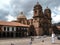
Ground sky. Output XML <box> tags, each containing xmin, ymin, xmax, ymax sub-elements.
<box><xmin>0</xmin><ymin>0</ymin><xmax>60</xmax><ymax>24</ymax></box>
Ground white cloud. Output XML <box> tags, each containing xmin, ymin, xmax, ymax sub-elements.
<box><xmin>52</xmin><ymin>6</ymin><xmax>60</xmax><ymax>24</ymax></box>
<box><xmin>52</xmin><ymin>15</ymin><xmax>60</xmax><ymax>23</ymax></box>
<box><xmin>27</xmin><ymin>10</ymin><xmax>33</xmax><ymax>19</ymax></box>
<box><xmin>0</xmin><ymin>0</ymin><xmax>60</xmax><ymax>23</ymax></box>
<box><xmin>0</xmin><ymin>0</ymin><xmax>10</xmax><ymax>9</ymax></box>
<box><xmin>5</xmin><ymin>14</ymin><xmax>16</xmax><ymax>21</ymax></box>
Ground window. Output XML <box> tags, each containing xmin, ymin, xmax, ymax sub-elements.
<box><xmin>7</xmin><ymin>27</ymin><xmax>9</xmax><ymax>31</ymax></box>
<box><xmin>35</xmin><ymin>11</ymin><xmax>37</xmax><ymax>14</ymax></box>
<box><xmin>12</xmin><ymin>27</ymin><xmax>14</xmax><ymax>31</ymax></box>
<box><xmin>16</xmin><ymin>27</ymin><xmax>18</xmax><ymax>31</ymax></box>
<box><xmin>14</xmin><ymin>27</ymin><xmax>16</xmax><ymax>31</ymax></box>
<box><xmin>35</xmin><ymin>18</ymin><xmax>37</xmax><ymax>20</ymax></box>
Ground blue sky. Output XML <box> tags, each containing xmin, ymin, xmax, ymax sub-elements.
<box><xmin>0</xmin><ymin>0</ymin><xmax>60</xmax><ymax>24</ymax></box>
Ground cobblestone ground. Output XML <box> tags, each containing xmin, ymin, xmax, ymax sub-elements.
<box><xmin>0</xmin><ymin>36</ymin><xmax>60</xmax><ymax>45</ymax></box>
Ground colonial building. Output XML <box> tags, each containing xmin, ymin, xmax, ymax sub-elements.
<box><xmin>0</xmin><ymin>21</ymin><xmax>29</xmax><ymax>38</ymax></box>
<box><xmin>0</xmin><ymin>2</ymin><xmax>60</xmax><ymax>38</ymax></box>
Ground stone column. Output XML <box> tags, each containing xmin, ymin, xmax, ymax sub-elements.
<box><xmin>27</xmin><ymin>28</ymin><xmax>28</xmax><ymax>36</ymax></box>
<box><xmin>37</xmin><ymin>10</ymin><xmax>39</xmax><ymax>15</ymax></box>
<box><xmin>39</xmin><ymin>27</ymin><xmax>43</xmax><ymax>35</ymax></box>
<box><xmin>9</xmin><ymin>27</ymin><xmax>12</xmax><ymax>37</ymax></box>
<box><xmin>9</xmin><ymin>27</ymin><xmax>12</xmax><ymax>31</ymax></box>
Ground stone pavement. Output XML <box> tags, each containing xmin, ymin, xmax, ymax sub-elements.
<box><xmin>32</xmin><ymin>37</ymin><xmax>60</xmax><ymax>45</ymax></box>
<box><xmin>0</xmin><ymin>36</ymin><xmax>60</xmax><ymax>45</ymax></box>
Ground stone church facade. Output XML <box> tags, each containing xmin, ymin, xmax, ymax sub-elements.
<box><xmin>17</xmin><ymin>2</ymin><xmax>52</xmax><ymax>36</ymax></box>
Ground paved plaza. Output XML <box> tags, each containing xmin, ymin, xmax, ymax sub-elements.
<box><xmin>0</xmin><ymin>36</ymin><xmax>60</xmax><ymax>45</ymax></box>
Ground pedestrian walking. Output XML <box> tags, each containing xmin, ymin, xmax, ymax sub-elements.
<box><xmin>29</xmin><ymin>41</ymin><xmax>32</xmax><ymax>45</ymax></box>
<box><xmin>29</xmin><ymin>36</ymin><xmax>34</xmax><ymax>45</ymax></box>
<box><xmin>31</xmin><ymin>36</ymin><xmax>34</xmax><ymax>41</ymax></box>
<box><xmin>51</xmin><ymin>31</ymin><xmax>55</xmax><ymax>44</ymax></box>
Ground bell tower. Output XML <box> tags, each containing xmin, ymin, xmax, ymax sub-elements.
<box><xmin>43</xmin><ymin>7</ymin><xmax>52</xmax><ymax>35</ymax></box>
<box><xmin>33</xmin><ymin>2</ymin><xmax>43</xmax><ymax>36</ymax></box>
<box><xmin>44</xmin><ymin>7</ymin><xmax>51</xmax><ymax>27</ymax></box>
<box><xmin>44</xmin><ymin>7</ymin><xmax>51</xmax><ymax>19</ymax></box>
<box><xmin>33</xmin><ymin>2</ymin><xmax>43</xmax><ymax>17</ymax></box>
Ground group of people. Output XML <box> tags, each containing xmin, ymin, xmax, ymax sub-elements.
<box><xmin>29</xmin><ymin>31</ymin><xmax>56</xmax><ymax>45</ymax></box>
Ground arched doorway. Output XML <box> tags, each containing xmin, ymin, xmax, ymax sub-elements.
<box><xmin>29</xmin><ymin>25</ymin><xmax>36</xmax><ymax>36</ymax></box>
<box><xmin>43</xmin><ymin>23</ymin><xmax>49</xmax><ymax>35</ymax></box>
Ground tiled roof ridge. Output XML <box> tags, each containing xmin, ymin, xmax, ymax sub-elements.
<box><xmin>0</xmin><ymin>20</ymin><xmax>29</xmax><ymax>27</ymax></box>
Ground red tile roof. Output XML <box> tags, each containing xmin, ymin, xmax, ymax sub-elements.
<box><xmin>0</xmin><ymin>21</ymin><xmax>29</xmax><ymax>27</ymax></box>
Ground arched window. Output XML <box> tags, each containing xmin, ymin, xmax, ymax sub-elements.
<box><xmin>12</xmin><ymin>27</ymin><xmax>14</xmax><ymax>31</ymax></box>
<box><xmin>35</xmin><ymin>11</ymin><xmax>37</xmax><ymax>14</ymax></box>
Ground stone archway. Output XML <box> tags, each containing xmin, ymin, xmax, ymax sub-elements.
<box><xmin>29</xmin><ymin>25</ymin><xmax>36</xmax><ymax>36</ymax></box>
<box><xmin>43</xmin><ymin>23</ymin><xmax>49</xmax><ymax>35</ymax></box>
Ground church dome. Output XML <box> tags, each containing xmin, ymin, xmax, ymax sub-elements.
<box><xmin>17</xmin><ymin>12</ymin><xmax>26</xmax><ymax>19</ymax></box>
<box><xmin>34</xmin><ymin>2</ymin><xmax>42</xmax><ymax>9</ymax></box>
<box><xmin>44</xmin><ymin>7</ymin><xmax>51</xmax><ymax>13</ymax></box>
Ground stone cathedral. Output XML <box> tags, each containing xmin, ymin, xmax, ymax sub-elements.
<box><xmin>33</xmin><ymin>2</ymin><xmax>52</xmax><ymax>36</ymax></box>
<box><xmin>17</xmin><ymin>2</ymin><xmax>52</xmax><ymax>36</ymax></box>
